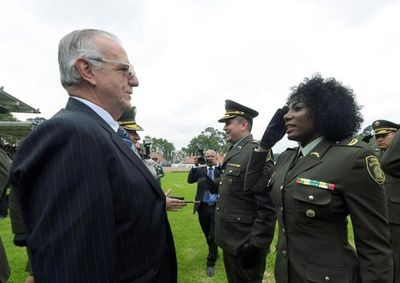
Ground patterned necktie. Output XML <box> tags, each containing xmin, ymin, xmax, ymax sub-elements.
<box><xmin>117</xmin><ymin>127</ymin><xmax>133</xmax><ymax>149</ymax></box>
<box><xmin>207</xmin><ymin>167</ymin><xmax>214</xmax><ymax>180</ymax></box>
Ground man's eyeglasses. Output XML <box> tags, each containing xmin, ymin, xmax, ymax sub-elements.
<box><xmin>88</xmin><ymin>57</ymin><xmax>135</xmax><ymax>78</ymax></box>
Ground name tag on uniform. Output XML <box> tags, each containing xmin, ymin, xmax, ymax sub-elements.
<box><xmin>227</xmin><ymin>163</ymin><xmax>241</xmax><ymax>168</ymax></box>
<box><xmin>296</xmin><ymin>177</ymin><xmax>335</xmax><ymax>191</ymax></box>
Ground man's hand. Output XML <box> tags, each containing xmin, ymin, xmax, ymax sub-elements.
<box><xmin>260</xmin><ymin>106</ymin><xmax>288</xmax><ymax>149</ymax></box>
<box><xmin>165</xmin><ymin>189</ymin><xmax>186</xmax><ymax>211</ymax></box>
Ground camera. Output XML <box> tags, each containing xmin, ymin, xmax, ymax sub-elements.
<box><xmin>143</xmin><ymin>138</ymin><xmax>152</xmax><ymax>159</ymax></box>
<box><xmin>196</xmin><ymin>148</ymin><xmax>206</xmax><ymax>165</ymax></box>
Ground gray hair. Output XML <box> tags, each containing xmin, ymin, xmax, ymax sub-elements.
<box><xmin>58</xmin><ymin>29</ymin><xmax>120</xmax><ymax>89</ymax></box>
<box><xmin>234</xmin><ymin>116</ymin><xmax>253</xmax><ymax>131</ymax></box>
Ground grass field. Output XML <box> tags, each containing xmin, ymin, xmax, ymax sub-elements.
<box><xmin>0</xmin><ymin>172</ymin><xmax>354</xmax><ymax>282</ymax></box>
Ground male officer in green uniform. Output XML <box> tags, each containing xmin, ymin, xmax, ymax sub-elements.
<box><xmin>215</xmin><ymin>99</ymin><xmax>275</xmax><ymax>283</ymax></box>
<box><xmin>373</xmin><ymin>119</ymin><xmax>400</xmax><ymax>283</ymax></box>
<box><xmin>379</xmin><ymin>121</ymin><xmax>400</xmax><ymax>178</ymax></box>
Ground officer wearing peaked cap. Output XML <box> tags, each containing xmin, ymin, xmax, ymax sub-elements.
<box><xmin>118</xmin><ymin>106</ymin><xmax>144</xmax><ymax>132</ymax></box>
<box><xmin>215</xmin><ymin>99</ymin><xmax>275</xmax><ymax>283</ymax></box>
<box><xmin>373</xmin><ymin>119</ymin><xmax>400</xmax><ymax>283</ymax></box>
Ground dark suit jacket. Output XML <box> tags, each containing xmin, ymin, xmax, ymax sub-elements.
<box><xmin>10</xmin><ymin>98</ymin><xmax>177</xmax><ymax>283</ymax></box>
<box><xmin>381</xmin><ymin>131</ymin><xmax>400</xmax><ymax>178</ymax></box>
<box><xmin>187</xmin><ymin>165</ymin><xmax>221</xmax><ymax>213</ymax></box>
<box><xmin>247</xmin><ymin>138</ymin><xmax>393</xmax><ymax>283</ymax></box>
<box><xmin>215</xmin><ymin>135</ymin><xmax>276</xmax><ymax>256</ymax></box>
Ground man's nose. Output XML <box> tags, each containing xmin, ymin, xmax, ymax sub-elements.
<box><xmin>128</xmin><ymin>75</ymin><xmax>139</xmax><ymax>87</ymax></box>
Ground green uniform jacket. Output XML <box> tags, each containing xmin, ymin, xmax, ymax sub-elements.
<box><xmin>384</xmin><ymin>173</ymin><xmax>400</xmax><ymax>225</ymax></box>
<box><xmin>247</xmin><ymin>139</ymin><xmax>393</xmax><ymax>283</ymax></box>
<box><xmin>381</xmin><ymin>131</ymin><xmax>400</xmax><ymax>178</ymax></box>
<box><xmin>215</xmin><ymin>135</ymin><xmax>276</xmax><ymax>256</ymax></box>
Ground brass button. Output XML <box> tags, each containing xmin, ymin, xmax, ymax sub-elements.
<box><xmin>219</xmin><ymin>181</ymin><xmax>223</xmax><ymax>185</ymax></box>
<box><xmin>308</xmin><ymin>195</ymin><xmax>314</xmax><ymax>201</ymax></box>
<box><xmin>282</xmin><ymin>250</ymin><xmax>287</xmax><ymax>256</ymax></box>
<box><xmin>237</xmin><ymin>217</ymin><xmax>241</xmax><ymax>221</ymax></box>
<box><xmin>229</xmin><ymin>170</ymin><xmax>232</xmax><ymax>173</ymax></box>
<box><xmin>324</xmin><ymin>276</ymin><xmax>330</xmax><ymax>281</ymax></box>
<box><xmin>282</xmin><ymin>228</ymin><xmax>285</xmax><ymax>233</ymax></box>
<box><xmin>306</xmin><ymin>209</ymin><xmax>316</xmax><ymax>218</ymax></box>
<box><xmin>280</xmin><ymin>186</ymin><xmax>283</xmax><ymax>191</ymax></box>
<box><xmin>222</xmin><ymin>170</ymin><xmax>225</xmax><ymax>173</ymax></box>
<box><xmin>280</xmin><ymin>206</ymin><xmax>283</xmax><ymax>211</ymax></box>
<box><xmin>216</xmin><ymin>207</ymin><xmax>219</xmax><ymax>211</ymax></box>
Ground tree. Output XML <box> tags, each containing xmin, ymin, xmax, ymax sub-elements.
<box><xmin>186</xmin><ymin>127</ymin><xmax>227</xmax><ymax>155</ymax></box>
<box><xmin>144</xmin><ymin>135</ymin><xmax>175</xmax><ymax>161</ymax></box>
<box><xmin>0</xmin><ymin>112</ymin><xmax>19</xmax><ymax>121</ymax></box>
<box><xmin>26</xmin><ymin>117</ymin><xmax>47</xmax><ymax>124</ymax></box>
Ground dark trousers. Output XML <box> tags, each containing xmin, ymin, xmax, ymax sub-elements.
<box><xmin>223</xmin><ymin>251</ymin><xmax>266</xmax><ymax>283</ymax></box>
<box><xmin>198</xmin><ymin>203</ymin><xmax>218</xmax><ymax>267</ymax></box>
<box><xmin>391</xmin><ymin>223</ymin><xmax>400</xmax><ymax>283</ymax></box>
<box><xmin>0</xmin><ymin>237</ymin><xmax>10</xmax><ymax>283</ymax></box>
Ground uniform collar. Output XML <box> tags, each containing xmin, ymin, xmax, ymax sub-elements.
<box><xmin>299</xmin><ymin>136</ymin><xmax>324</xmax><ymax>157</ymax></box>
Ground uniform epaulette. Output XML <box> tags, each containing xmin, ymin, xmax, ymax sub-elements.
<box><xmin>334</xmin><ymin>137</ymin><xmax>364</xmax><ymax>148</ymax></box>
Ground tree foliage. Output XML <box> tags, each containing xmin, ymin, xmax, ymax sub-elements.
<box><xmin>144</xmin><ymin>135</ymin><xmax>175</xmax><ymax>161</ymax></box>
<box><xmin>0</xmin><ymin>112</ymin><xmax>18</xmax><ymax>122</ymax></box>
<box><xmin>26</xmin><ymin>117</ymin><xmax>47</xmax><ymax>124</ymax></box>
<box><xmin>186</xmin><ymin>127</ymin><xmax>227</xmax><ymax>155</ymax></box>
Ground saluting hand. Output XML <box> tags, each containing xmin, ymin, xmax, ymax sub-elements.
<box><xmin>260</xmin><ymin>106</ymin><xmax>288</xmax><ymax>149</ymax></box>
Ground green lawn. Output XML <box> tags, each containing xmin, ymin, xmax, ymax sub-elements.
<box><xmin>0</xmin><ymin>172</ymin><xmax>354</xmax><ymax>282</ymax></box>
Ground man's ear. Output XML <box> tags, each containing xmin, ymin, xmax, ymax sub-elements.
<box><xmin>75</xmin><ymin>58</ymin><xmax>97</xmax><ymax>86</ymax></box>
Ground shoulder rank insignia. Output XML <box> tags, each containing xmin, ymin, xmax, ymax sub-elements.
<box><xmin>296</xmin><ymin>177</ymin><xmax>335</xmax><ymax>191</ymax></box>
<box><xmin>348</xmin><ymin>138</ymin><xmax>358</xmax><ymax>146</ymax></box>
<box><xmin>365</xmin><ymin>155</ymin><xmax>385</xmax><ymax>185</ymax></box>
<box><xmin>227</xmin><ymin>163</ymin><xmax>241</xmax><ymax>168</ymax></box>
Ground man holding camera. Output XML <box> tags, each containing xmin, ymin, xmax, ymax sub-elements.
<box><xmin>187</xmin><ymin>149</ymin><xmax>221</xmax><ymax>277</ymax></box>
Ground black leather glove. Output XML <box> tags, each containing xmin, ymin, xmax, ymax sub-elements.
<box><xmin>362</xmin><ymin>134</ymin><xmax>373</xmax><ymax>143</ymax></box>
<box><xmin>239</xmin><ymin>242</ymin><xmax>263</xmax><ymax>257</ymax></box>
<box><xmin>260</xmin><ymin>106</ymin><xmax>288</xmax><ymax>149</ymax></box>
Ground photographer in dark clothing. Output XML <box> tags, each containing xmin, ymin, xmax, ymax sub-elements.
<box><xmin>187</xmin><ymin>149</ymin><xmax>221</xmax><ymax>277</ymax></box>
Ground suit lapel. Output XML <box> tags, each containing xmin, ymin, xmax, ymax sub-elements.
<box><xmin>223</xmin><ymin>135</ymin><xmax>253</xmax><ymax>167</ymax></box>
<box><xmin>284</xmin><ymin>140</ymin><xmax>332</xmax><ymax>184</ymax></box>
<box><xmin>65</xmin><ymin>98</ymin><xmax>165</xmax><ymax>199</ymax></box>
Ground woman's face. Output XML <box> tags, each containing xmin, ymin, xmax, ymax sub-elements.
<box><xmin>284</xmin><ymin>100</ymin><xmax>321</xmax><ymax>146</ymax></box>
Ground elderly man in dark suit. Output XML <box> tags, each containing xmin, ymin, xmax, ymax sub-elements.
<box><xmin>187</xmin><ymin>149</ymin><xmax>221</xmax><ymax>277</ymax></box>
<box><xmin>10</xmin><ymin>29</ymin><xmax>177</xmax><ymax>283</ymax></box>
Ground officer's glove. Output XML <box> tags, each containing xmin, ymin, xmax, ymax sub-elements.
<box><xmin>362</xmin><ymin>134</ymin><xmax>373</xmax><ymax>143</ymax></box>
<box><xmin>260</xmin><ymin>106</ymin><xmax>288</xmax><ymax>149</ymax></box>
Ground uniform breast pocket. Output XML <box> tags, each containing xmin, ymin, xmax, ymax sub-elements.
<box><xmin>225</xmin><ymin>166</ymin><xmax>241</xmax><ymax>185</ymax></box>
<box><xmin>292</xmin><ymin>185</ymin><xmax>332</xmax><ymax>222</ymax></box>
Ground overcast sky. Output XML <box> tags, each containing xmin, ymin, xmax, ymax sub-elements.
<box><xmin>1</xmin><ymin>0</ymin><xmax>399</xmax><ymax>153</ymax></box>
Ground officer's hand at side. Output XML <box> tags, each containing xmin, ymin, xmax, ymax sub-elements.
<box><xmin>239</xmin><ymin>242</ymin><xmax>263</xmax><ymax>257</ymax></box>
<box><xmin>260</xmin><ymin>106</ymin><xmax>288</xmax><ymax>149</ymax></box>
